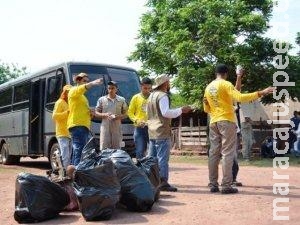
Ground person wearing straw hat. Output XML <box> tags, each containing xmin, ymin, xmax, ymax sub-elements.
<box><xmin>67</xmin><ymin>72</ymin><xmax>103</xmax><ymax>166</ymax></box>
<box><xmin>147</xmin><ymin>74</ymin><xmax>192</xmax><ymax>192</ymax></box>
<box><xmin>52</xmin><ymin>84</ymin><xmax>72</xmax><ymax>169</ymax></box>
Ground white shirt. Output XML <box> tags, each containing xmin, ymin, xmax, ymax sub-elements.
<box><xmin>296</xmin><ymin>125</ymin><xmax>300</xmax><ymax>138</ymax></box>
<box><xmin>159</xmin><ymin>95</ymin><xmax>182</xmax><ymax>118</ymax></box>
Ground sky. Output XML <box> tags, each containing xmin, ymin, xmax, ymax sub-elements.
<box><xmin>0</xmin><ymin>0</ymin><xmax>299</xmax><ymax>74</ymax></box>
<box><xmin>266</xmin><ymin>0</ymin><xmax>300</xmax><ymax>54</ymax></box>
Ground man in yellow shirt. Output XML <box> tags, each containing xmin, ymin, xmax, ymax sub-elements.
<box><xmin>52</xmin><ymin>84</ymin><xmax>72</xmax><ymax>169</ymax></box>
<box><xmin>203</xmin><ymin>64</ymin><xmax>275</xmax><ymax>194</ymax></box>
<box><xmin>128</xmin><ymin>77</ymin><xmax>153</xmax><ymax>159</ymax></box>
<box><xmin>67</xmin><ymin>73</ymin><xmax>103</xmax><ymax>166</ymax></box>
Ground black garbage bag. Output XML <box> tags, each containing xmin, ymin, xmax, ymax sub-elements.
<box><xmin>78</xmin><ymin>137</ymin><xmax>103</xmax><ymax>169</ymax></box>
<box><xmin>74</xmin><ymin>159</ymin><xmax>120</xmax><ymax>221</ymax></box>
<box><xmin>136</xmin><ymin>156</ymin><xmax>160</xmax><ymax>201</ymax></box>
<box><xmin>101</xmin><ymin>149</ymin><xmax>155</xmax><ymax>212</ymax></box>
<box><xmin>14</xmin><ymin>173</ymin><xmax>69</xmax><ymax>223</ymax></box>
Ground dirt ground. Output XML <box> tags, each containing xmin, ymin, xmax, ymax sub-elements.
<box><xmin>0</xmin><ymin>157</ymin><xmax>299</xmax><ymax>225</ymax></box>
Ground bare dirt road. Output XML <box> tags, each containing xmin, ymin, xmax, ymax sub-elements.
<box><xmin>0</xmin><ymin>157</ymin><xmax>299</xmax><ymax>225</ymax></box>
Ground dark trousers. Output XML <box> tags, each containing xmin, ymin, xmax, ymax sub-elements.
<box><xmin>232</xmin><ymin>158</ymin><xmax>239</xmax><ymax>182</ymax></box>
<box><xmin>232</xmin><ymin>133</ymin><xmax>241</xmax><ymax>182</ymax></box>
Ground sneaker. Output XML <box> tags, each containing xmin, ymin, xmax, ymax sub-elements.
<box><xmin>232</xmin><ymin>181</ymin><xmax>243</xmax><ymax>187</ymax></box>
<box><xmin>210</xmin><ymin>186</ymin><xmax>220</xmax><ymax>193</ymax></box>
<box><xmin>159</xmin><ymin>182</ymin><xmax>178</xmax><ymax>192</ymax></box>
<box><xmin>221</xmin><ymin>187</ymin><xmax>238</xmax><ymax>194</ymax></box>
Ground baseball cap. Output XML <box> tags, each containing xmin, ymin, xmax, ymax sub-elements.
<box><xmin>107</xmin><ymin>81</ymin><xmax>117</xmax><ymax>87</ymax></box>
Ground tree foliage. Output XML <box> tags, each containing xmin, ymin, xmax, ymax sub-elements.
<box><xmin>0</xmin><ymin>61</ymin><xmax>27</xmax><ymax>85</ymax></box>
<box><xmin>129</xmin><ymin>0</ymin><xmax>300</xmax><ymax>107</ymax></box>
<box><xmin>296</xmin><ymin>32</ymin><xmax>300</xmax><ymax>55</ymax></box>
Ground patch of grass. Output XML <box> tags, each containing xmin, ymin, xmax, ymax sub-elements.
<box><xmin>239</xmin><ymin>154</ymin><xmax>300</xmax><ymax>167</ymax></box>
<box><xmin>0</xmin><ymin>165</ymin><xmax>26</xmax><ymax>174</ymax></box>
<box><xmin>170</xmin><ymin>154</ymin><xmax>300</xmax><ymax>167</ymax></box>
<box><xmin>170</xmin><ymin>155</ymin><xmax>208</xmax><ymax>165</ymax></box>
<box><xmin>0</xmin><ymin>164</ymin><xmax>28</xmax><ymax>174</ymax></box>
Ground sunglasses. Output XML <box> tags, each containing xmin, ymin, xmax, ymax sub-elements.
<box><xmin>76</xmin><ymin>76</ymin><xmax>89</xmax><ymax>82</ymax></box>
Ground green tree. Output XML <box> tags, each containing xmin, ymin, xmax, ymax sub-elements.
<box><xmin>0</xmin><ymin>61</ymin><xmax>27</xmax><ymax>84</ymax></box>
<box><xmin>295</xmin><ymin>31</ymin><xmax>300</xmax><ymax>65</ymax></box>
<box><xmin>296</xmin><ymin>32</ymin><xmax>300</xmax><ymax>53</ymax></box>
<box><xmin>129</xmin><ymin>0</ymin><xmax>299</xmax><ymax>107</ymax></box>
<box><xmin>170</xmin><ymin>92</ymin><xmax>186</xmax><ymax>108</ymax></box>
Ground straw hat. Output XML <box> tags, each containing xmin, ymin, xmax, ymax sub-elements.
<box><xmin>152</xmin><ymin>74</ymin><xmax>170</xmax><ymax>89</ymax></box>
<box><xmin>74</xmin><ymin>72</ymin><xmax>88</xmax><ymax>82</ymax></box>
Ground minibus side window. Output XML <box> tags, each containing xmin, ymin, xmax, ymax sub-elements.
<box><xmin>45</xmin><ymin>75</ymin><xmax>63</xmax><ymax>111</ymax></box>
<box><xmin>0</xmin><ymin>88</ymin><xmax>12</xmax><ymax>113</ymax></box>
<box><xmin>13</xmin><ymin>82</ymin><xmax>30</xmax><ymax>110</ymax></box>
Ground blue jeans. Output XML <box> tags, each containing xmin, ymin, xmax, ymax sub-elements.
<box><xmin>69</xmin><ymin>126</ymin><xmax>89</xmax><ymax>166</ymax></box>
<box><xmin>148</xmin><ymin>138</ymin><xmax>171</xmax><ymax>181</ymax></box>
<box><xmin>292</xmin><ymin>138</ymin><xmax>300</xmax><ymax>157</ymax></box>
<box><xmin>134</xmin><ymin>126</ymin><xmax>149</xmax><ymax>159</ymax></box>
<box><xmin>57</xmin><ymin>137</ymin><xmax>72</xmax><ymax>169</ymax></box>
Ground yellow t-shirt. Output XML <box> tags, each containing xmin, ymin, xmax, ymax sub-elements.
<box><xmin>204</xmin><ymin>79</ymin><xmax>259</xmax><ymax>124</ymax></box>
<box><xmin>127</xmin><ymin>93</ymin><xmax>148</xmax><ymax>126</ymax></box>
<box><xmin>67</xmin><ymin>84</ymin><xmax>91</xmax><ymax>129</ymax></box>
<box><xmin>52</xmin><ymin>99</ymin><xmax>70</xmax><ymax>137</ymax></box>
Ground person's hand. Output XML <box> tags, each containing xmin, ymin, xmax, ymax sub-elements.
<box><xmin>90</xmin><ymin>108</ymin><xmax>95</xmax><ymax>118</ymax></box>
<box><xmin>137</xmin><ymin>120</ymin><xmax>147</xmax><ymax>127</ymax></box>
<box><xmin>103</xmin><ymin>112</ymin><xmax>112</xmax><ymax>119</ymax></box>
<box><xmin>181</xmin><ymin>106</ymin><xmax>192</xmax><ymax>113</ymax></box>
<box><xmin>107</xmin><ymin>113</ymin><xmax>117</xmax><ymax>120</ymax></box>
<box><xmin>236</xmin><ymin>70</ymin><xmax>245</xmax><ymax>77</ymax></box>
<box><xmin>112</xmin><ymin>114</ymin><xmax>121</xmax><ymax>120</ymax></box>
<box><xmin>66</xmin><ymin>165</ymin><xmax>76</xmax><ymax>180</ymax></box>
<box><xmin>236</xmin><ymin>65</ymin><xmax>245</xmax><ymax>77</ymax></box>
<box><xmin>236</xmin><ymin>72</ymin><xmax>244</xmax><ymax>79</ymax></box>
<box><xmin>92</xmin><ymin>78</ymin><xmax>103</xmax><ymax>86</ymax></box>
<box><xmin>259</xmin><ymin>86</ymin><xmax>276</xmax><ymax>97</ymax></box>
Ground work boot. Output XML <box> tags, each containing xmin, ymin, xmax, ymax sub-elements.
<box><xmin>221</xmin><ymin>186</ymin><xmax>238</xmax><ymax>194</ymax></box>
<box><xmin>232</xmin><ymin>180</ymin><xmax>243</xmax><ymax>187</ymax></box>
<box><xmin>159</xmin><ymin>179</ymin><xmax>178</xmax><ymax>192</ymax></box>
<box><xmin>208</xmin><ymin>182</ymin><xmax>220</xmax><ymax>193</ymax></box>
<box><xmin>210</xmin><ymin>186</ymin><xmax>220</xmax><ymax>193</ymax></box>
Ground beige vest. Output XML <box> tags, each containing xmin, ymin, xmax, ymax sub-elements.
<box><xmin>147</xmin><ymin>90</ymin><xmax>171</xmax><ymax>139</ymax></box>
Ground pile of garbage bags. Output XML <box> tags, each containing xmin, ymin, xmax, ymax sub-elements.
<box><xmin>14</xmin><ymin>173</ymin><xmax>70</xmax><ymax>223</ymax></box>
<box><xmin>14</xmin><ymin>139</ymin><xmax>160</xmax><ymax>223</ymax></box>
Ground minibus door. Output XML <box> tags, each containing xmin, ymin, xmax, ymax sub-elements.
<box><xmin>28</xmin><ymin>79</ymin><xmax>45</xmax><ymax>155</ymax></box>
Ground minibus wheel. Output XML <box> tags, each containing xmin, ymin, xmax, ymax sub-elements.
<box><xmin>1</xmin><ymin>143</ymin><xmax>20</xmax><ymax>165</ymax></box>
<box><xmin>49</xmin><ymin>143</ymin><xmax>61</xmax><ymax>171</ymax></box>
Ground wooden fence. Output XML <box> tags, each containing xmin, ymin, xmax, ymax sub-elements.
<box><xmin>171</xmin><ymin>126</ymin><xmax>208</xmax><ymax>155</ymax></box>
<box><xmin>171</xmin><ymin>126</ymin><xmax>273</xmax><ymax>156</ymax></box>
